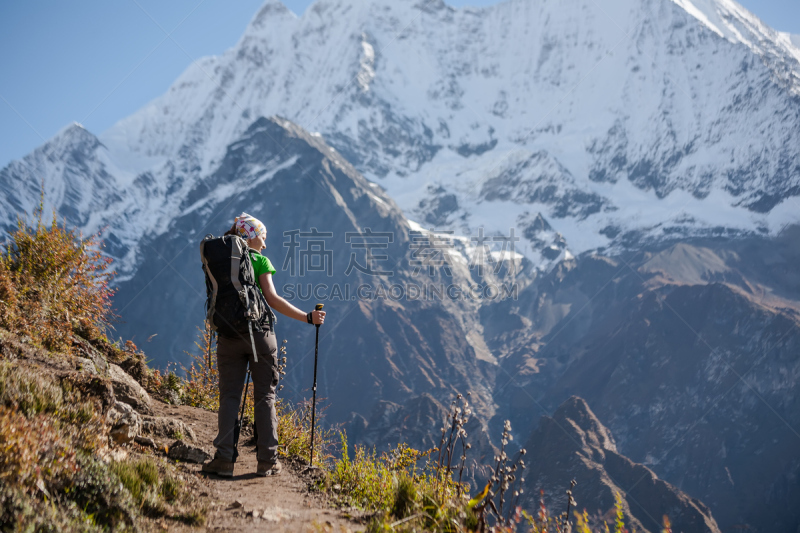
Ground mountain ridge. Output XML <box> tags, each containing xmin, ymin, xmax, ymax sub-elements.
<box><xmin>522</xmin><ymin>396</ymin><xmax>721</xmax><ymax>533</ymax></box>
<box><xmin>4</xmin><ymin>0</ymin><xmax>799</xmax><ymax>280</ymax></box>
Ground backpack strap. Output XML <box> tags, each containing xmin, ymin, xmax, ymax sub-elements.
<box><xmin>229</xmin><ymin>238</ymin><xmax>259</xmax><ymax>363</ymax></box>
<box><xmin>249</xmin><ymin>249</ymin><xmax>276</xmax><ymax>332</ymax></box>
<box><xmin>199</xmin><ymin>238</ymin><xmax>218</xmax><ymax>327</ymax></box>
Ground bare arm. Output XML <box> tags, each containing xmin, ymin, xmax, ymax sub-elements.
<box><xmin>259</xmin><ymin>273</ymin><xmax>326</xmax><ymax>324</ymax></box>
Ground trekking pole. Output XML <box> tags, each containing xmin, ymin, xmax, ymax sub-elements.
<box><xmin>232</xmin><ymin>367</ymin><xmax>251</xmax><ymax>463</ymax></box>
<box><xmin>309</xmin><ymin>303</ymin><xmax>324</xmax><ymax>467</ymax></box>
<box><xmin>206</xmin><ymin>327</ymin><xmax>215</xmax><ymax>370</ymax></box>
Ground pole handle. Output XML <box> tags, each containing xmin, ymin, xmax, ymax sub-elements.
<box><xmin>314</xmin><ymin>303</ymin><xmax>323</xmax><ymax>329</ymax></box>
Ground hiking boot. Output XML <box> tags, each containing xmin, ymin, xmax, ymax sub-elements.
<box><xmin>256</xmin><ymin>459</ymin><xmax>282</xmax><ymax>476</ymax></box>
<box><xmin>202</xmin><ymin>457</ymin><xmax>234</xmax><ymax>477</ymax></box>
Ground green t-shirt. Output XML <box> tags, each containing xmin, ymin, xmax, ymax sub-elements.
<box><xmin>249</xmin><ymin>250</ymin><xmax>276</xmax><ymax>294</ymax></box>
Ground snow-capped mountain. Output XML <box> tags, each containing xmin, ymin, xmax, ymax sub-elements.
<box><xmin>3</xmin><ymin>0</ymin><xmax>799</xmax><ymax>276</ymax></box>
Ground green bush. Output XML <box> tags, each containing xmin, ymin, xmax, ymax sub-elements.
<box><xmin>326</xmin><ymin>396</ymin><xmax>547</xmax><ymax>532</ymax></box>
<box><xmin>70</xmin><ymin>453</ymin><xmax>136</xmax><ymax>529</ymax></box>
<box><xmin>329</xmin><ymin>432</ymin><xmax>396</xmax><ymax>511</ymax></box>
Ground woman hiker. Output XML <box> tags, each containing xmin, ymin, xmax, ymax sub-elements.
<box><xmin>202</xmin><ymin>213</ymin><xmax>326</xmax><ymax>477</ymax></box>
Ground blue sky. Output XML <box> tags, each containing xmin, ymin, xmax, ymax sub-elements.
<box><xmin>1</xmin><ymin>0</ymin><xmax>798</xmax><ymax>167</ymax></box>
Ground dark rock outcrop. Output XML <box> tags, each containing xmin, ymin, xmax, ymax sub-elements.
<box><xmin>522</xmin><ymin>397</ymin><xmax>720</xmax><ymax>533</ymax></box>
<box><xmin>486</xmin><ymin>238</ymin><xmax>800</xmax><ymax>532</ymax></box>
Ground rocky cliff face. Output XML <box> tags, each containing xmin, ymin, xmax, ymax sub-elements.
<box><xmin>486</xmin><ymin>234</ymin><xmax>800</xmax><ymax>531</ymax></box>
<box><xmin>522</xmin><ymin>396</ymin><xmax>721</xmax><ymax>533</ymax></box>
<box><xmin>108</xmin><ymin>116</ymin><xmax>502</xmax><ymax>468</ymax></box>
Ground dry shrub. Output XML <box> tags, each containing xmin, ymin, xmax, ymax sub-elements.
<box><xmin>0</xmin><ymin>202</ymin><xmax>208</xmax><ymax>530</ymax></box>
<box><xmin>276</xmin><ymin>398</ymin><xmax>335</xmax><ymax>465</ymax></box>
<box><xmin>0</xmin><ymin>405</ymin><xmax>79</xmax><ymax>493</ymax></box>
<box><xmin>181</xmin><ymin>324</ymin><xmax>219</xmax><ymax>410</ymax></box>
<box><xmin>0</xmin><ymin>361</ymin><xmax>105</xmax><ymax>446</ymax></box>
<box><xmin>0</xmin><ymin>367</ymin><xmax>204</xmax><ymax>530</ymax></box>
<box><xmin>0</xmin><ymin>206</ymin><xmax>114</xmax><ymax>354</ymax></box>
<box><xmin>0</xmin><ymin>406</ymin><xmax>133</xmax><ymax>528</ymax></box>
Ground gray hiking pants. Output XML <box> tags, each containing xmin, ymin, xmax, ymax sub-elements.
<box><xmin>213</xmin><ymin>330</ymin><xmax>279</xmax><ymax>463</ymax></box>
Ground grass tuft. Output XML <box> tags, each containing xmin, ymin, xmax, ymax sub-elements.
<box><xmin>135</xmin><ymin>458</ymin><xmax>159</xmax><ymax>487</ymax></box>
<box><xmin>111</xmin><ymin>460</ymin><xmax>146</xmax><ymax>503</ymax></box>
<box><xmin>159</xmin><ymin>474</ymin><xmax>181</xmax><ymax>502</ymax></box>
<box><xmin>391</xmin><ymin>473</ymin><xmax>417</xmax><ymax>520</ymax></box>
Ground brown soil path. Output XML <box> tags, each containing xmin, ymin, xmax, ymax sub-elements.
<box><xmin>153</xmin><ymin>402</ymin><xmax>364</xmax><ymax>532</ymax></box>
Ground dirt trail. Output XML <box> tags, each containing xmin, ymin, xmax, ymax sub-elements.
<box><xmin>153</xmin><ymin>402</ymin><xmax>363</xmax><ymax>532</ymax></box>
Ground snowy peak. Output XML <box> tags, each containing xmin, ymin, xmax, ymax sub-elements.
<box><xmin>252</xmin><ymin>1</ymin><xmax>293</xmax><ymax>19</ymax></box>
<box><xmin>672</xmin><ymin>0</ymin><xmax>760</xmax><ymax>40</ymax></box>
<box><xmin>671</xmin><ymin>0</ymin><xmax>800</xmax><ymax>89</ymax></box>
<box><xmin>243</xmin><ymin>1</ymin><xmax>295</xmax><ymax>34</ymax></box>
<box><xmin>51</xmin><ymin>122</ymin><xmax>100</xmax><ymax>152</ymax></box>
<box><xmin>4</xmin><ymin>0</ymin><xmax>800</xmax><ymax>277</ymax></box>
<box><xmin>0</xmin><ymin>123</ymin><xmax>107</xmax><ymax>227</ymax></box>
<box><xmin>675</xmin><ymin>0</ymin><xmax>789</xmax><ymax>50</ymax></box>
<box><xmin>30</xmin><ymin>122</ymin><xmax>103</xmax><ymax>168</ymax></box>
